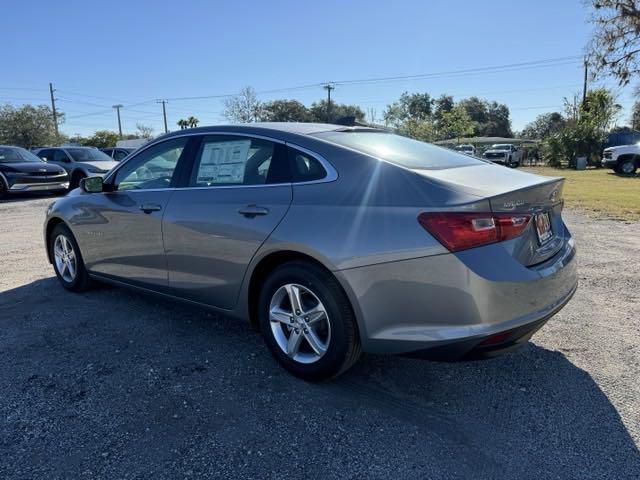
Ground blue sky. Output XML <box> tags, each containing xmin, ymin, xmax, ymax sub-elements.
<box><xmin>0</xmin><ymin>0</ymin><xmax>634</xmax><ymax>136</ymax></box>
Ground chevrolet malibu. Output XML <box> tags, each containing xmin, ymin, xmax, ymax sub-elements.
<box><xmin>43</xmin><ymin>123</ymin><xmax>577</xmax><ymax>380</ymax></box>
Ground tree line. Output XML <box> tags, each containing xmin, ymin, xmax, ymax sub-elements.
<box><xmin>222</xmin><ymin>86</ymin><xmax>513</xmax><ymax>142</ymax></box>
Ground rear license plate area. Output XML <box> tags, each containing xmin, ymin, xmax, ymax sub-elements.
<box><xmin>535</xmin><ymin>212</ymin><xmax>553</xmax><ymax>244</ymax></box>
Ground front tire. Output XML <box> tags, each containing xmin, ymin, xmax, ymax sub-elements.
<box><xmin>619</xmin><ymin>158</ymin><xmax>637</xmax><ymax>174</ymax></box>
<box><xmin>49</xmin><ymin>224</ymin><xmax>91</xmax><ymax>292</ymax></box>
<box><xmin>70</xmin><ymin>171</ymin><xmax>86</xmax><ymax>190</ymax></box>
<box><xmin>0</xmin><ymin>176</ymin><xmax>7</xmax><ymax>198</ymax></box>
<box><xmin>257</xmin><ymin>261</ymin><xmax>361</xmax><ymax>381</ymax></box>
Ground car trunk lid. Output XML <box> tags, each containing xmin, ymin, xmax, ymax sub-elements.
<box><xmin>412</xmin><ymin>163</ymin><xmax>566</xmax><ymax>266</ymax></box>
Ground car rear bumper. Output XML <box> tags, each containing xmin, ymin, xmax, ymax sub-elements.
<box><xmin>336</xmin><ymin>235</ymin><xmax>577</xmax><ymax>356</ymax></box>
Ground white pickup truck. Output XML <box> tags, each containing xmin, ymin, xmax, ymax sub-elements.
<box><xmin>602</xmin><ymin>144</ymin><xmax>639</xmax><ymax>174</ymax></box>
<box><xmin>481</xmin><ymin>144</ymin><xmax>523</xmax><ymax>168</ymax></box>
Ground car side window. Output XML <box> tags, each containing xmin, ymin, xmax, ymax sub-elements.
<box><xmin>288</xmin><ymin>147</ymin><xmax>327</xmax><ymax>182</ymax></box>
<box><xmin>113</xmin><ymin>137</ymin><xmax>187</xmax><ymax>191</ymax></box>
<box><xmin>113</xmin><ymin>149</ymin><xmax>129</xmax><ymax>161</ymax></box>
<box><xmin>52</xmin><ymin>150</ymin><xmax>71</xmax><ymax>163</ymax></box>
<box><xmin>189</xmin><ymin>136</ymin><xmax>288</xmax><ymax>187</ymax></box>
<box><xmin>38</xmin><ymin>149</ymin><xmax>57</xmax><ymax>161</ymax></box>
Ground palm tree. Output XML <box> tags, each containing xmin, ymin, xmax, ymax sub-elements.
<box><xmin>177</xmin><ymin>119</ymin><xmax>188</xmax><ymax>130</ymax></box>
<box><xmin>187</xmin><ymin>116</ymin><xmax>199</xmax><ymax>128</ymax></box>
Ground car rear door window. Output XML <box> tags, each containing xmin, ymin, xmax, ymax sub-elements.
<box><xmin>188</xmin><ymin>136</ymin><xmax>288</xmax><ymax>187</ymax></box>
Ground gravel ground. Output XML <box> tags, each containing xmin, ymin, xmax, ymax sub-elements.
<box><xmin>1</xmin><ymin>194</ymin><xmax>639</xmax><ymax>479</ymax></box>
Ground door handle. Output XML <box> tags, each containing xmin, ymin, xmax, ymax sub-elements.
<box><xmin>238</xmin><ymin>204</ymin><xmax>269</xmax><ymax>218</ymax></box>
<box><xmin>139</xmin><ymin>203</ymin><xmax>162</xmax><ymax>214</ymax></box>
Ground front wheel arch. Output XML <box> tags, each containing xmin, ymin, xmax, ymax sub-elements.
<box><xmin>45</xmin><ymin>218</ymin><xmax>67</xmax><ymax>263</ymax></box>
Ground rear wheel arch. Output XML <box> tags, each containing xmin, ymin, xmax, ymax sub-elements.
<box><xmin>247</xmin><ymin>251</ymin><xmax>355</xmax><ymax>330</ymax></box>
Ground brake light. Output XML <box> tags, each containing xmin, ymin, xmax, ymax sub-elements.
<box><xmin>418</xmin><ymin>212</ymin><xmax>531</xmax><ymax>252</ymax></box>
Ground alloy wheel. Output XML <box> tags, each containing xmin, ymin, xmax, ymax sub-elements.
<box><xmin>53</xmin><ymin>234</ymin><xmax>77</xmax><ymax>283</ymax></box>
<box><xmin>269</xmin><ymin>283</ymin><xmax>331</xmax><ymax>364</ymax></box>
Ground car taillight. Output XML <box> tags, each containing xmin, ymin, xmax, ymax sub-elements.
<box><xmin>417</xmin><ymin>212</ymin><xmax>531</xmax><ymax>252</ymax></box>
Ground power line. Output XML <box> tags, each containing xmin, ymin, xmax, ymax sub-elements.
<box><xmin>330</xmin><ymin>56</ymin><xmax>582</xmax><ymax>86</ymax></box>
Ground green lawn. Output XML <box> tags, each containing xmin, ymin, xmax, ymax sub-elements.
<box><xmin>521</xmin><ymin>167</ymin><xmax>640</xmax><ymax>222</ymax></box>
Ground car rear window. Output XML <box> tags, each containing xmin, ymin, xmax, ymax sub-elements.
<box><xmin>314</xmin><ymin>131</ymin><xmax>486</xmax><ymax>170</ymax></box>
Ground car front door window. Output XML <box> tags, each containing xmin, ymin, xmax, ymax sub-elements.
<box><xmin>53</xmin><ymin>150</ymin><xmax>71</xmax><ymax>163</ymax></box>
<box><xmin>114</xmin><ymin>138</ymin><xmax>187</xmax><ymax>190</ymax></box>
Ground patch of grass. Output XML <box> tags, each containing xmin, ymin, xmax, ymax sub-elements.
<box><xmin>521</xmin><ymin>167</ymin><xmax>640</xmax><ymax>221</ymax></box>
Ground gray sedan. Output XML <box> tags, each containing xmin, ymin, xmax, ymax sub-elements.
<box><xmin>43</xmin><ymin>123</ymin><xmax>577</xmax><ymax>380</ymax></box>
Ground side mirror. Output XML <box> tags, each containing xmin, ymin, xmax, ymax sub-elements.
<box><xmin>80</xmin><ymin>176</ymin><xmax>104</xmax><ymax>193</ymax></box>
<box><xmin>41</xmin><ymin>157</ymin><xmax>48</xmax><ymax>162</ymax></box>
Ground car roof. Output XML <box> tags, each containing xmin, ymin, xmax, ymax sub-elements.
<box><xmin>158</xmin><ymin>122</ymin><xmax>382</xmax><ymax>141</ymax></box>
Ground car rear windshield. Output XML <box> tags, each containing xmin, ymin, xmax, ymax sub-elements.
<box><xmin>314</xmin><ymin>131</ymin><xmax>485</xmax><ymax>170</ymax></box>
<box><xmin>0</xmin><ymin>147</ymin><xmax>45</xmax><ymax>163</ymax></box>
<box><xmin>67</xmin><ymin>148</ymin><xmax>113</xmax><ymax>162</ymax></box>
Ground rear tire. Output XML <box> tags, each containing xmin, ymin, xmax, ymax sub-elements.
<box><xmin>49</xmin><ymin>224</ymin><xmax>91</xmax><ymax>292</ymax></box>
<box><xmin>257</xmin><ymin>261</ymin><xmax>361</xmax><ymax>381</ymax></box>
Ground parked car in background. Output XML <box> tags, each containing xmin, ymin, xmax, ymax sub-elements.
<box><xmin>482</xmin><ymin>144</ymin><xmax>522</xmax><ymax>167</ymax></box>
<box><xmin>602</xmin><ymin>144</ymin><xmax>639</xmax><ymax>174</ymax></box>
<box><xmin>32</xmin><ymin>146</ymin><xmax>118</xmax><ymax>189</ymax></box>
<box><xmin>0</xmin><ymin>145</ymin><xmax>69</xmax><ymax>198</ymax></box>
<box><xmin>43</xmin><ymin>123</ymin><xmax>577</xmax><ymax>380</ymax></box>
<box><xmin>453</xmin><ymin>144</ymin><xmax>476</xmax><ymax>156</ymax></box>
<box><xmin>101</xmin><ymin>147</ymin><xmax>136</xmax><ymax>161</ymax></box>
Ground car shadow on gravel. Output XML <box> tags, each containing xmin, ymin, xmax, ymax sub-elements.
<box><xmin>1</xmin><ymin>278</ymin><xmax>638</xmax><ymax>479</ymax></box>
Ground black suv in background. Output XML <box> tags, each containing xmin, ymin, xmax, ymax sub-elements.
<box><xmin>0</xmin><ymin>145</ymin><xmax>69</xmax><ymax>198</ymax></box>
<box><xmin>32</xmin><ymin>146</ymin><xmax>118</xmax><ymax>189</ymax></box>
<box><xmin>101</xmin><ymin>147</ymin><xmax>136</xmax><ymax>161</ymax></box>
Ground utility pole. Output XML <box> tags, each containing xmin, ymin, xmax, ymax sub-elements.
<box><xmin>157</xmin><ymin>99</ymin><xmax>168</xmax><ymax>133</ymax></box>
<box><xmin>323</xmin><ymin>83</ymin><xmax>335</xmax><ymax>123</ymax></box>
<box><xmin>582</xmin><ymin>57</ymin><xmax>588</xmax><ymax>110</ymax></box>
<box><xmin>112</xmin><ymin>104</ymin><xmax>123</xmax><ymax>138</ymax></box>
<box><xmin>49</xmin><ymin>83</ymin><xmax>59</xmax><ymax>140</ymax></box>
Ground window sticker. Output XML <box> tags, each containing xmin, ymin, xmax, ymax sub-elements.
<box><xmin>197</xmin><ymin>140</ymin><xmax>251</xmax><ymax>184</ymax></box>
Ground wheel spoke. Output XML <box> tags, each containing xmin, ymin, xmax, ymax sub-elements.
<box><xmin>54</xmin><ymin>244</ymin><xmax>64</xmax><ymax>259</ymax></box>
<box><xmin>270</xmin><ymin>307</ymin><xmax>292</xmax><ymax>325</ymax></box>
<box><xmin>60</xmin><ymin>261</ymin><xmax>68</xmax><ymax>277</ymax></box>
<box><xmin>67</xmin><ymin>259</ymin><xmax>76</xmax><ymax>278</ymax></box>
<box><xmin>304</xmin><ymin>305</ymin><xmax>327</xmax><ymax>325</ymax></box>
<box><xmin>303</xmin><ymin>327</ymin><xmax>326</xmax><ymax>356</ymax></box>
<box><xmin>285</xmin><ymin>284</ymin><xmax>303</xmax><ymax>313</ymax></box>
<box><xmin>61</xmin><ymin>237</ymin><xmax>70</xmax><ymax>254</ymax></box>
<box><xmin>286</xmin><ymin>329</ymin><xmax>303</xmax><ymax>357</ymax></box>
